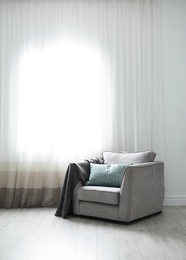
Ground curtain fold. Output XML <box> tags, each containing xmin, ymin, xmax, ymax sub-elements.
<box><xmin>0</xmin><ymin>0</ymin><xmax>164</xmax><ymax>208</ymax></box>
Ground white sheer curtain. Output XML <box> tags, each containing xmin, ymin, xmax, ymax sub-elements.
<box><xmin>0</xmin><ymin>0</ymin><xmax>163</xmax><ymax>207</ymax></box>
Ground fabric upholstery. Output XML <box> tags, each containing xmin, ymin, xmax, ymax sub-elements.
<box><xmin>72</xmin><ymin>161</ymin><xmax>164</xmax><ymax>222</ymax></box>
<box><xmin>78</xmin><ymin>186</ymin><xmax>120</xmax><ymax>205</ymax></box>
<box><xmin>103</xmin><ymin>150</ymin><xmax>156</xmax><ymax>164</ymax></box>
<box><xmin>79</xmin><ymin>202</ymin><xmax>119</xmax><ymax>221</ymax></box>
<box><xmin>119</xmin><ymin>162</ymin><xmax>164</xmax><ymax>222</ymax></box>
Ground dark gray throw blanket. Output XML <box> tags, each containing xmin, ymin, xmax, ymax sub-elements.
<box><xmin>55</xmin><ymin>158</ymin><xmax>103</xmax><ymax>218</ymax></box>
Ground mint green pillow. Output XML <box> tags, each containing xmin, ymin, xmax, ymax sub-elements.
<box><xmin>86</xmin><ymin>163</ymin><xmax>128</xmax><ymax>187</ymax></box>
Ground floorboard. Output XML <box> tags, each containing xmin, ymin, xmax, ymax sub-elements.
<box><xmin>0</xmin><ymin>207</ymin><xmax>186</xmax><ymax>260</ymax></box>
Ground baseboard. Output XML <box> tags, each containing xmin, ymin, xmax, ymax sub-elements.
<box><xmin>163</xmin><ymin>196</ymin><xmax>186</xmax><ymax>206</ymax></box>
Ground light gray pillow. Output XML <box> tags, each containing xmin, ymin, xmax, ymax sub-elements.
<box><xmin>103</xmin><ymin>150</ymin><xmax>156</xmax><ymax>164</ymax></box>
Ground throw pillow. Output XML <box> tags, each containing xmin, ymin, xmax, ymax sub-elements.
<box><xmin>86</xmin><ymin>163</ymin><xmax>128</xmax><ymax>187</ymax></box>
<box><xmin>103</xmin><ymin>150</ymin><xmax>156</xmax><ymax>164</ymax></box>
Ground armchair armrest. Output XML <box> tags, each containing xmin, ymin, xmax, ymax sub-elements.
<box><xmin>119</xmin><ymin>161</ymin><xmax>164</xmax><ymax>222</ymax></box>
<box><xmin>72</xmin><ymin>180</ymin><xmax>83</xmax><ymax>215</ymax></box>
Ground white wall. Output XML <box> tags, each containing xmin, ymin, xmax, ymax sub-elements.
<box><xmin>161</xmin><ymin>0</ymin><xmax>186</xmax><ymax>205</ymax></box>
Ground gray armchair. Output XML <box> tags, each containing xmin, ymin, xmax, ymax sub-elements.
<box><xmin>72</xmin><ymin>154</ymin><xmax>164</xmax><ymax>222</ymax></box>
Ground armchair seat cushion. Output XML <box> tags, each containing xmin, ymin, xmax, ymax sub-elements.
<box><xmin>78</xmin><ymin>186</ymin><xmax>120</xmax><ymax>205</ymax></box>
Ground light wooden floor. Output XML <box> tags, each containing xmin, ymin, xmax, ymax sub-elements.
<box><xmin>0</xmin><ymin>207</ymin><xmax>186</xmax><ymax>260</ymax></box>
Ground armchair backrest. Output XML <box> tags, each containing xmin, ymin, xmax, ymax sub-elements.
<box><xmin>103</xmin><ymin>150</ymin><xmax>156</xmax><ymax>164</ymax></box>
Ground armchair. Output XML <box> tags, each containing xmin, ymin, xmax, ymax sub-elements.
<box><xmin>72</xmin><ymin>151</ymin><xmax>164</xmax><ymax>222</ymax></box>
